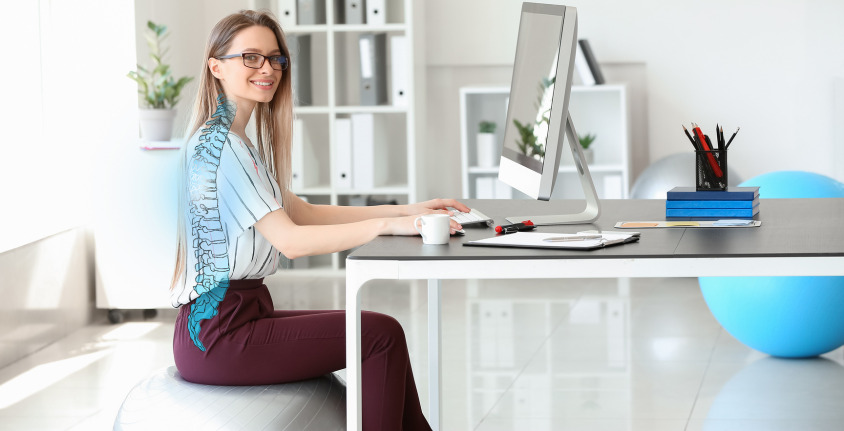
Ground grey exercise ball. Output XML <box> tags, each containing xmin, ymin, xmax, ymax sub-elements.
<box><xmin>115</xmin><ymin>367</ymin><xmax>346</xmax><ymax>430</ymax></box>
<box><xmin>630</xmin><ymin>153</ymin><xmax>743</xmax><ymax>199</ymax></box>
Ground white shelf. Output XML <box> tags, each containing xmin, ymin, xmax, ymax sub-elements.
<box><xmin>459</xmin><ymin>84</ymin><xmax>631</xmax><ymax>200</ymax></box>
<box><xmin>332</xmin><ymin>24</ymin><xmax>407</xmax><ymax>32</ymax></box>
<box><xmin>467</xmin><ymin>163</ymin><xmax>627</xmax><ymax>175</ymax></box>
<box><xmin>334</xmin><ymin>105</ymin><xmax>409</xmax><ymax>114</ymax></box>
<box><xmin>269</xmin><ymin>0</ymin><xmax>416</xmax><ymax>271</ymax></box>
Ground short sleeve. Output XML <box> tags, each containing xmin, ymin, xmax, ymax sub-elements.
<box><xmin>216</xmin><ymin>135</ymin><xmax>282</xmax><ymax>237</ymax></box>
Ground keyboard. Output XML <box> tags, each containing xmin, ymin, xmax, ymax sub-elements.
<box><xmin>449</xmin><ymin>208</ymin><xmax>494</xmax><ymax>227</ymax></box>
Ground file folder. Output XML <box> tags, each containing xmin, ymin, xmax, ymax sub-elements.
<box><xmin>366</xmin><ymin>0</ymin><xmax>385</xmax><ymax>25</ymax></box>
<box><xmin>344</xmin><ymin>0</ymin><xmax>365</xmax><ymax>24</ymax></box>
<box><xmin>574</xmin><ymin>41</ymin><xmax>595</xmax><ymax>85</ymax></box>
<box><xmin>277</xmin><ymin>0</ymin><xmax>297</xmax><ymax>27</ymax></box>
<box><xmin>288</xmin><ymin>34</ymin><xmax>312</xmax><ymax>106</ymax></box>
<box><xmin>296</xmin><ymin>0</ymin><xmax>325</xmax><ymax>25</ymax></box>
<box><xmin>334</xmin><ymin>118</ymin><xmax>353</xmax><ymax>189</ymax></box>
<box><xmin>389</xmin><ymin>35</ymin><xmax>408</xmax><ymax>107</ymax></box>
<box><xmin>359</xmin><ymin>33</ymin><xmax>388</xmax><ymax>105</ymax></box>
<box><xmin>350</xmin><ymin>113</ymin><xmax>375</xmax><ymax>190</ymax></box>
<box><xmin>475</xmin><ymin>177</ymin><xmax>495</xmax><ymax>199</ymax></box>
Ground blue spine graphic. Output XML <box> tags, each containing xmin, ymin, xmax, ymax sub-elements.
<box><xmin>186</xmin><ymin>94</ymin><xmax>236</xmax><ymax>351</ymax></box>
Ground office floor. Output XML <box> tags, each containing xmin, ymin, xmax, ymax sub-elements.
<box><xmin>2</xmin><ymin>275</ymin><xmax>844</xmax><ymax>431</ymax></box>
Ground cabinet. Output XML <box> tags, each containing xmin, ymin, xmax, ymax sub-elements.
<box><xmin>460</xmin><ymin>84</ymin><xmax>630</xmax><ymax>200</ymax></box>
<box><xmin>252</xmin><ymin>0</ymin><xmax>416</xmax><ymax>271</ymax></box>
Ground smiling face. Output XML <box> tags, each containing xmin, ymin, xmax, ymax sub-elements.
<box><xmin>208</xmin><ymin>25</ymin><xmax>283</xmax><ymax>112</ymax></box>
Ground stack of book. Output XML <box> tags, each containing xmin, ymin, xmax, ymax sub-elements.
<box><xmin>666</xmin><ymin>186</ymin><xmax>760</xmax><ymax>219</ymax></box>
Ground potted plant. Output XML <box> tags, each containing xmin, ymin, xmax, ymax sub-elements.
<box><xmin>127</xmin><ymin>21</ymin><xmax>193</xmax><ymax>142</ymax></box>
<box><xmin>476</xmin><ymin>121</ymin><xmax>498</xmax><ymax>167</ymax></box>
<box><xmin>578</xmin><ymin>133</ymin><xmax>596</xmax><ymax>164</ymax></box>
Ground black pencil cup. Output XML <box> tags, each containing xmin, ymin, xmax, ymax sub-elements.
<box><xmin>695</xmin><ymin>149</ymin><xmax>727</xmax><ymax>191</ymax></box>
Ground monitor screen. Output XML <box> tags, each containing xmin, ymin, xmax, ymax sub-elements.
<box><xmin>500</xmin><ymin>12</ymin><xmax>563</xmax><ymax>175</ymax></box>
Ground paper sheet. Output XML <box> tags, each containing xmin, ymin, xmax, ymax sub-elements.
<box><xmin>464</xmin><ymin>232</ymin><xmax>637</xmax><ymax>250</ymax></box>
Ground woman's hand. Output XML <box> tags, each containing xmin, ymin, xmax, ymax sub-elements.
<box><xmin>382</xmin><ymin>214</ymin><xmax>464</xmax><ymax>236</ymax></box>
<box><xmin>402</xmin><ymin>198</ymin><xmax>471</xmax><ymax>217</ymax></box>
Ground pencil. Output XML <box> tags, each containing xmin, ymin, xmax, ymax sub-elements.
<box><xmin>726</xmin><ymin>127</ymin><xmax>740</xmax><ymax>149</ymax></box>
<box><xmin>682</xmin><ymin>125</ymin><xmax>698</xmax><ymax>149</ymax></box>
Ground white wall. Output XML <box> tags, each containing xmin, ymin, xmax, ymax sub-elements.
<box><xmin>131</xmin><ymin>0</ymin><xmax>844</xmax><ymax>199</ymax></box>
<box><xmin>420</xmin><ymin>0</ymin><xmax>844</xmax><ymax>200</ymax></box>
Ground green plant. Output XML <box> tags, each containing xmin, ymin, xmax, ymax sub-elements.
<box><xmin>513</xmin><ymin>76</ymin><xmax>555</xmax><ymax>158</ymax></box>
<box><xmin>579</xmin><ymin>133</ymin><xmax>597</xmax><ymax>149</ymax></box>
<box><xmin>479</xmin><ymin>121</ymin><xmax>497</xmax><ymax>134</ymax></box>
<box><xmin>127</xmin><ymin>21</ymin><xmax>193</xmax><ymax>109</ymax></box>
<box><xmin>512</xmin><ymin>119</ymin><xmax>544</xmax><ymax>158</ymax></box>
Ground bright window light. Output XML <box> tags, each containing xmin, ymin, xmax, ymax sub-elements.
<box><xmin>0</xmin><ymin>0</ymin><xmax>137</xmax><ymax>252</ymax></box>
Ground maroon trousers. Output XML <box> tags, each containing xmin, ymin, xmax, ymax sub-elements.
<box><xmin>173</xmin><ymin>279</ymin><xmax>431</xmax><ymax>431</ymax></box>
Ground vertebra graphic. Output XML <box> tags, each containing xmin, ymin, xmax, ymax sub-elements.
<box><xmin>186</xmin><ymin>95</ymin><xmax>235</xmax><ymax>351</ymax></box>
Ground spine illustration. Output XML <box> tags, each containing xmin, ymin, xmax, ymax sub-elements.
<box><xmin>186</xmin><ymin>94</ymin><xmax>236</xmax><ymax>351</ymax></box>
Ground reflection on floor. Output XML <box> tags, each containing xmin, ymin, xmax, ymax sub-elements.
<box><xmin>1</xmin><ymin>276</ymin><xmax>843</xmax><ymax>430</ymax></box>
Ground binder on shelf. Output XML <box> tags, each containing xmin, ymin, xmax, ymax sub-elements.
<box><xmin>277</xmin><ymin>0</ymin><xmax>297</xmax><ymax>27</ymax></box>
<box><xmin>574</xmin><ymin>39</ymin><xmax>605</xmax><ymax>85</ymax></box>
<box><xmin>296</xmin><ymin>0</ymin><xmax>325</xmax><ymax>25</ymax></box>
<box><xmin>291</xmin><ymin>118</ymin><xmax>305</xmax><ymax>189</ymax></box>
<box><xmin>474</xmin><ymin>177</ymin><xmax>511</xmax><ymax>199</ymax></box>
<box><xmin>343</xmin><ymin>0</ymin><xmax>365</xmax><ymax>24</ymax></box>
<box><xmin>389</xmin><ymin>35</ymin><xmax>408</xmax><ymax>107</ymax></box>
<box><xmin>494</xmin><ymin>178</ymin><xmax>512</xmax><ymax>199</ymax></box>
<box><xmin>359</xmin><ymin>33</ymin><xmax>388</xmax><ymax>106</ymax></box>
<box><xmin>288</xmin><ymin>34</ymin><xmax>312</xmax><ymax>106</ymax></box>
<box><xmin>350</xmin><ymin>113</ymin><xmax>375</xmax><ymax>190</ymax></box>
<box><xmin>334</xmin><ymin>118</ymin><xmax>354</xmax><ymax>189</ymax></box>
<box><xmin>475</xmin><ymin>177</ymin><xmax>495</xmax><ymax>199</ymax></box>
<box><xmin>366</xmin><ymin>0</ymin><xmax>385</xmax><ymax>25</ymax></box>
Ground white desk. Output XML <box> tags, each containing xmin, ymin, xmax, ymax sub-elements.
<box><xmin>345</xmin><ymin>198</ymin><xmax>844</xmax><ymax>430</ymax></box>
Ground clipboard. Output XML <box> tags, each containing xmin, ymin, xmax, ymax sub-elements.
<box><xmin>463</xmin><ymin>231</ymin><xmax>639</xmax><ymax>251</ymax></box>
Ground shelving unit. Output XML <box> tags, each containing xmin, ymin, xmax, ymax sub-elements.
<box><xmin>460</xmin><ymin>84</ymin><xmax>631</xmax><ymax>200</ymax></box>
<box><xmin>252</xmin><ymin>0</ymin><xmax>415</xmax><ymax>271</ymax></box>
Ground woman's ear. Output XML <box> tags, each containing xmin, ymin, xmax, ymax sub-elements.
<box><xmin>208</xmin><ymin>58</ymin><xmax>223</xmax><ymax>81</ymax></box>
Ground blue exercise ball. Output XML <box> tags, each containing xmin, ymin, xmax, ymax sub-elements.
<box><xmin>700</xmin><ymin>171</ymin><xmax>844</xmax><ymax>358</ymax></box>
<box><xmin>740</xmin><ymin>170</ymin><xmax>844</xmax><ymax>198</ymax></box>
<box><xmin>630</xmin><ymin>153</ymin><xmax>743</xmax><ymax>199</ymax></box>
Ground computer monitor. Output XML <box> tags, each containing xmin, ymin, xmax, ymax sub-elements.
<box><xmin>498</xmin><ymin>3</ymin><xmax>600</xmax><ymax>225</ymax></box>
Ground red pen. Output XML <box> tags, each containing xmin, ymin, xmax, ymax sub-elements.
<box><xmin>495</xmin><ymin>220</ymin><xmax>535</xmax><ymax>234</ymax></box>
<box><xmin>693</xmin><ymin>124</ymin><xmax>723</xmax><ymax>178</ymax></box>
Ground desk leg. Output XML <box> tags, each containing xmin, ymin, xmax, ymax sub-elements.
<box><xmin>428</xmin><ymin>279</ymin><xmax>442</xmax><ymax>431</ymax></box>
<box><xmin>346</xmin><ymin>269</ymin><xmax>365</xmax><ymax>431</ymax></box>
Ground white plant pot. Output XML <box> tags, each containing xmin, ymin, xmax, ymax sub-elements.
<box><xmin>139</xmin><ymin>109</ymin><xmax>176</xmax><ymax>142</ymax></box>
<box><xmin>476</xmin><ymin>133</ymin><xmax>498</xmax><ymax>168</ymax></box>
<box><xmin>581</xmin><ymin>147</ymin><xmax>594</xmax><ymax>165</ymax></box>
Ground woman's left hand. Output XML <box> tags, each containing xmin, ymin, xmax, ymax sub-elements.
<box><xmin>403</xmin><ymin>198</ymin><xmax>471</xmax><ymax>217</ymax></box>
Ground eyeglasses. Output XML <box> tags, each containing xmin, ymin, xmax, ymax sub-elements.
<box><xmin>217</xmin><ymin>52</ymin><xmax>289</xmax><ymax>71</ymax></box>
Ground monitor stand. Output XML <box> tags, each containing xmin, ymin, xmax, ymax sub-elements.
<box><xmin>505</xmin><ymin>113</ymin><xmax>601</xmax><ymax>226</ymax></box>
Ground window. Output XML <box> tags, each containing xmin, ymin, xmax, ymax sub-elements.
<box><xmin>0</xmin><ymin>0</ymin><xmax>137</xmax><ymax>252</ymax></box>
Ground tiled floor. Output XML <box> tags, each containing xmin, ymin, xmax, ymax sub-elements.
<box><xmin>2</xmin><ymin>275</ymin><xmax>844</xmax><ymax>430</ymax></box>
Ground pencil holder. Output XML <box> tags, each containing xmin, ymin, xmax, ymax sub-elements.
<box><xmin>695</xmin><ymin>149</ymin><xmax>727</xmax><ymax>191</ymax></box>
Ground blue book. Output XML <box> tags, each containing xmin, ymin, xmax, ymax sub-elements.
<box><xmin>666</xmin><ymin>199</ymin><xmax>758</xmax><ymax>209</ymax></box>
<box><xmin>666</xmin><ymin>186</ymin><xmax>759</xmax><ymax>201</ymax></box>
<box><xmin>666</xmin><ymin>205</ymin><xmax>759</xmax><ymax>218</ymax></box>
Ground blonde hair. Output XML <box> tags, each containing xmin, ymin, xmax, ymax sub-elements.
<box><xmin>171</xmin><ymin>10</ymin><xmax>293</xmax><ymax>291</ymax></box>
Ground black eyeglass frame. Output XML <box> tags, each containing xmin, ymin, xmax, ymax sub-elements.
<box><xmin>217</xmin><ymin>52</ymin><xmax>289</xmax><ymax>71</ymax></box>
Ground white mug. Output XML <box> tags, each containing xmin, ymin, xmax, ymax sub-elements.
<box><xmin>414</xmin><ymin>214</ymin><xmax>450</xmax><ymax>245</ymax></box>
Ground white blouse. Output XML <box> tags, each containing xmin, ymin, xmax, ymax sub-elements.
<box><xmin>170</xmin><ymin>128</ymin><xmax>284</xmax><ymax>309</ymax></box>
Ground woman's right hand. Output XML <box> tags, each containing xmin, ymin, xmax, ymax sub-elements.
<box><xmin>382</xmin><ymin>215</ymin><xmax>463</xmax><ymax>236</ymax></box>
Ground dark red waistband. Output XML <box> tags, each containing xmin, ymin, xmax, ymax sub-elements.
<box><xmin>227</xmin><ymin>278</ymin><xmax>265</xmax><ymax>290</ymax></box>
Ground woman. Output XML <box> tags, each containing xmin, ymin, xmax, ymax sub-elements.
<box><xmin>170</xmin><ymin>10</ymin><xmax>467</xmax><ymax>431</ymax></box>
